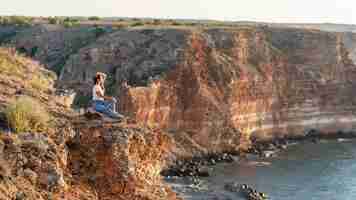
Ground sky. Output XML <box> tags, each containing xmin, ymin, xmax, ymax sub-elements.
<box><xmin>1</xmin><ymin>0</ymin><xmax>355</xmax><ymax>24</ymax></box>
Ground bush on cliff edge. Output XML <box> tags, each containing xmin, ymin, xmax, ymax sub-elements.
<box><xmin>29</xmin><ymin>72</ymin><xmax>55</xmax><ymax>91</ymax></box>
<box><xmin>0</xmin><ymin>48</ymin><xmax>24</xmax><ymax>76</ymax></box>
<box><xmin>5</xmin><ymin>97</ymin><xmax>51</xmax><ymax>133</ymax></box>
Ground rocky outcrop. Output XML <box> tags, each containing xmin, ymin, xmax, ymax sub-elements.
<box><xmin>225</xmin><ymin>183</ymin><xmax>268</xmax><ymax>200</ymax></box>
<box><xmin>0</xmin><ymin>130</ymin><xmax>71</xmax><ymax>200</ymax></box>
<box><xmin>0</xmin><ymin>48</ymin><xmax>180</xmax><ymax>200</ymax></box>
<box><xmin>0</xmin><ymin>48</ymin><xmax>75</xmax><ymax>199</ymax></box>
<box><xmin>68</xmin><ymin>121</ymin><xmax>179</xmax><ymax>200</ymax></box>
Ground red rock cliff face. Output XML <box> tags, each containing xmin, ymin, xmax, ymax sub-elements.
<box><xmin>118</xmin><ymin>28</ymin><xmax>356</xmax><ymax>150</ymax></box>
<box><xmin>59</xmin><ymin>27</ymin><xmax>356</xmax><ymax>151</ymax></box>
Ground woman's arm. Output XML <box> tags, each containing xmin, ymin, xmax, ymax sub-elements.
<box><xmin>96</xmin><ymin>86</ymin><xmax>114</xmax><ymax>100</ymax></box>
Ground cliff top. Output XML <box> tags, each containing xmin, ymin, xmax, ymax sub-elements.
<box><xmin>2</xmin><ymin>15</ymin><xmax>356</xmax><ymax>33</ymax></box>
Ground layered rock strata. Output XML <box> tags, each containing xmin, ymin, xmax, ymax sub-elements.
<box><xmin>59</xmin><ymin>27</ymin><xmax>356</xmax><ymax>149</ymax></box>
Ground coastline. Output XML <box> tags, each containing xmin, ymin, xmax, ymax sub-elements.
<box><xmin>162</xmin><ymin>132</ymin><xmax>356</xmax><ymax>200</ymax></box>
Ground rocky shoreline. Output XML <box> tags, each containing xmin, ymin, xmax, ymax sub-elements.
<box><xmin>225</xmin><ymin>183</ymin><xmax>268</xmax><ymax>200</ymax></box>
<box><xmin>161</xmin><ymin>130</ymin><xmax>356</xmax><ymax>200</ymax></box>
<box><xmin>163</xmin><ymin>129</ymin><xmax>356</xmax><ymax>178</ymax></box>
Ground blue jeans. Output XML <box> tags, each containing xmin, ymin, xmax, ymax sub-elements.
<box><xmin>93</xmin><ymin>98</ymin><xmax>121</xmax><ymax>118</ymax></box>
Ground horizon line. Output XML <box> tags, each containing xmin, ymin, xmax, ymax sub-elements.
<box><xmin>0</xmin><ymin>14</ymin><xmax>355</xmax><ymax>26</ymax></box>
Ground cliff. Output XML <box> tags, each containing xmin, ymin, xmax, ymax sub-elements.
<box><xmin>4</xmin><ymin>25</ymin><xmax>356</xmax><ymax>149</ymax></box>
<box><xmin>2</xmin><ymin>25</ymin><xmax>356</xmax><ymax>199</ymax></box>
<box><xmin>57</xmin><ymin>27</ymin><xmax>356</xmax><ymax>150</ymax></box>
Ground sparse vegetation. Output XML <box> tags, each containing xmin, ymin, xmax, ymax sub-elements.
<box><xmin>64</xmin><ymin>17</ymin><xmax>79</xmax><ymax>23</ymax></box>
<box><xmin>88</xmin><ymin>16</ymin><xmax>101</xmax><ymax>21</ymax></box>
<box><xmin>131</xmin><ymin>21</ymin><xmax>144</xmax><ymax>27</ymax></box>
<box><xmin>47</xmin><ymin>17</ymin><xmax>80</xmax><ymax>27</ymax></box>
<box><xmin>171</xmin><ymin>21</ymin><xmax>183</xmax><ymax>26</ymax></box>
<box><xmin>0</xmin><ymin>16</ymin><xmax>247</xmax><ymax>29</ymax></box>
<box><xmin>0</xmin><ymin>48</ymin><xmax>25</xmax><ymax>76</ymax></box>
<box><xmin>0</xmin><ymin>16</ymin><xmax>33</xmax><ymax>26</ymax></box>
<box><xmin>62</xmin><ymin>17</ymin><xmax>79</xmax><ymax>28</ymax></box>
<box><xmin>29</xmin><ymin>72</ymin><xmax>53</xmax><ymax>91</ymax></box>
<box><xmin>5</xmin><ymin>96</ymin><xmax>51</xmax><ymax>133</ymax></box>
<box><xmin>48</xmin><ymin>17</ymin><xmax>61</xmax><ymax>25</ymax></box>
<box><xmin>112</xmin><ymin>24</ymin><xmax>126</xmax><ymax>29</ymax></box>
<box><xmin>152</xmin><ymin>19</ymin><xmax>161</xmax><ymax>25</ymax></box>
<box><xmin>0</xmin><ymin>48</ymin><xmax>56</xmax><ymax>91</ymax></box>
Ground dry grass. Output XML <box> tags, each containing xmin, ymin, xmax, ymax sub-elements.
<box><xmin>0</xmin><ymin>48</ymin><xmax>56</xmax><ymax>91</ymax></box>
<box><xmin>29</xmin><ymin>72</ymin><xmax>54</xmax><ymax>91</ymax></box>
<box><xmin>0</xmin><ymin>49</ymin><xmax>24</xmax><ymax>76</ymax></box>
<box><xmin>0</xmin><ymin>48</ymin><xmax>56</xmax><ymax>133</ymax></box>
<box><xmin>4</xmin><ymin>96</ymin><xmax>51</xmax><ymax>133</ymax></box>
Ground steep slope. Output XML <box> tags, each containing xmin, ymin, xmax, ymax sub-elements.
<box><xmin>0</xmin><ymin>48</ymin><xmax>57</xmax><ymax>111</ymax></box>
<box><xmin>59</xmin><ymin>27</ymin><xmax>356</xmax><ymax>150</ymax></box>
<box><xmin>7</xmin><ymin>24</ymin><xmax>113</xmax><ymax>74</ymax></box>
<box><xmin>0</xmin><ymin>48</ymin><xmax>72</xmax><ymax>199</ymax></box>
<box><xmin>0</xmin><ymin>48</ymin><xmax>180</xmax><ymax>200</ymax></box>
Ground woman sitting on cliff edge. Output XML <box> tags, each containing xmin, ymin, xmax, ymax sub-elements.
<box><xmin>92</xmin><ymin>72</ymin><xmax>123</xmax><ymax>119</ymax></box>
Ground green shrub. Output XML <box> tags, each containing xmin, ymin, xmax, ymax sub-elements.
<box><xmin>63</xmin><ymin>17</ymin><xmax>78</xmax><ymax>23</ymax></box>
<box><xmin>62</xmin><ymin>17</ymin><xmax>79</xmax><ymax>28</ymax></box>
<box><xmin>63</xmin><ymin>21</ymin><xmax>74</xmax><ymax>28</ymax></box>
<box><xmin>48</xmin><ymin>17</ymin><xmax>60</xmax><ymax>25</ymax></box>
<box><xmin>88</xmin><ymin>16</ymin><xmax>101</xmax><ymax>21</ymax></box>
<box><xmin>5</xmin><ymin>97</ymin><xmax>51</xmax><ymax>133</ymax></box>
<box><xmin>131</xmin><ymin>22</ymin><xmax>144</xmax><ymax>27</ymax></box>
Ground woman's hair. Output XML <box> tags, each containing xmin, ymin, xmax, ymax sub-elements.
<box><xmin>93</xmin><ymin>74</ymin><xmax>101</xmax><ymax>85</ymax></box>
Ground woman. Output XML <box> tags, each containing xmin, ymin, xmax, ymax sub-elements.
<box><xmin>92</xmin><ymin>72</ymin><xmax>122</xmax><ymax>119</ymax></box>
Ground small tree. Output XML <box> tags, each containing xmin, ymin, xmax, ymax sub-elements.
<box><xmin>88</xmin><ymin>16</ymin><xmax>101</xmax><ymax>21</ymax></box>
<box><xmin>48</xmin><ymin>17</ymin><xmax>60</xmax><ymax>25</ymax></box>
<box><xmin>62</xmin><ymin>17</ymin><xmax>79</xmax><ymax>28</ymax></box>
<box><xmin>131</xmin><ymin>22</ymin><xmax>144</xmax><ymax>27</ymax></box>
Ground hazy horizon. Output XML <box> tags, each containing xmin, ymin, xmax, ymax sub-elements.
<box><xmin>1</xmin><ymin>0</ymin><xmax>355</xmax><ymax>25</ymax></box>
